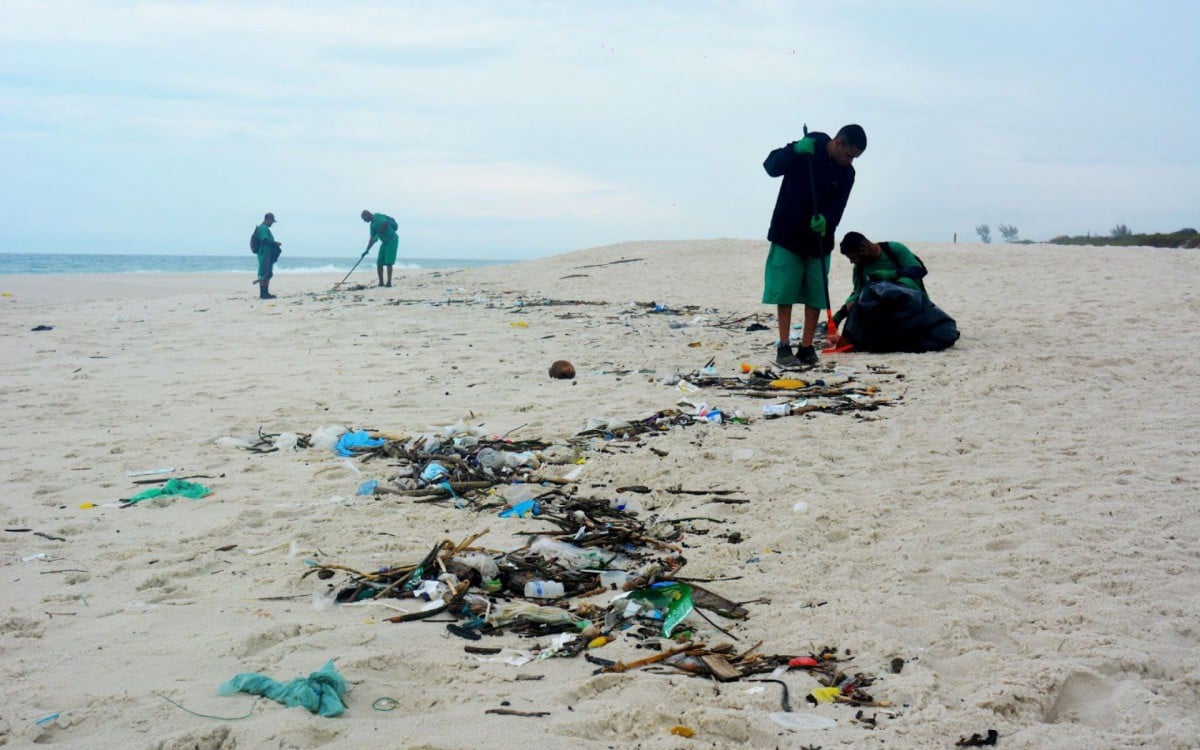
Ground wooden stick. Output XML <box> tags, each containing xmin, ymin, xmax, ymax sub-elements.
<box><xmin>604</xmin><ymin>643</ymin><xmax>699</xmax><ymax>673</ymax></box>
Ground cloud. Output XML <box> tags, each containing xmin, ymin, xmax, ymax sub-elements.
<box><xmin>0</xmin><ymin>1</ymin><xmax>1196</xmax><ymax>256</ymax></box>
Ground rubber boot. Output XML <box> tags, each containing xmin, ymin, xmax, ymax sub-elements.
<box><xmin>260</xmin><ymin>281</ymin><xmax>276</xmax><ymax>300</ymax></box>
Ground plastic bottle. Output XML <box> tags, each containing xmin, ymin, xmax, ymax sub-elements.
<box><xmin>813</xmin><ymin>374</ymin><xmax>850</xmax><ymax>387</ymax></box>
<box><xmin>763</xmin><ymin>403</ymin><xmax>792</xmax><ymax>417</ymax></box>
<box><xmin>524</xmin><ymin>580</ymin><xmax>565</xmax><ymax>598</ymax></box>
<box><xmin>610</xmin><ymin>497</ymin><xmax>643</xmax><ymax>513</ymax></box>
<box><xmin>599</xmin><ymin>570</ymin><xmax>629</xmax><ymax>589</ymax></box>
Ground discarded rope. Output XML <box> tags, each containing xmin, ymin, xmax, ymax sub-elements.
<box><xmin>158</xmin><ymin>694</ymin><xmax>259</xmax><ymax>721</ymax></box>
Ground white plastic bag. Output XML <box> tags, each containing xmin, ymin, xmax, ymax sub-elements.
<box><xmin>309</xmin><ymin>425</ymin><xmax>347</xmax><ymax>452</ymax></box>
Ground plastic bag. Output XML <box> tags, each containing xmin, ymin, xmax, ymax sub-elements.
<box><xmin>309</xmin><ymin>425</ymin><xmax>347</xmax><ymax>452</ymax></box>
<box><xmin>530</xmin><ymin>537</ymin><xmax>630</xmax><ymax>571</ymax></box>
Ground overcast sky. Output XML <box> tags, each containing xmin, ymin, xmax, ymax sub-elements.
<box><xmin>1</xmin><ymin>1</ymin><xmax>1196</xmax><ymax>258</ymax></box>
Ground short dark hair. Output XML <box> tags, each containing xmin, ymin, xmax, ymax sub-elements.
<box><xmin>836</xmin><ymin>124</ymin><xmax>867</xmax><ymax>151</ymax></box>
<box><xmin>840</xmin><ymin>231</ymin><xmax>869</xmax><ymax>254</ymax></box>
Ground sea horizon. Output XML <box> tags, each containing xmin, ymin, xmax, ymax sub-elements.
<box><xmin>0</xmin><ymin>251</ymin><xmax>518</xmax><ymax>275</ymax></box>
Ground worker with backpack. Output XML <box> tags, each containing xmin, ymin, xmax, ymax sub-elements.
<box><xmin>250</xmin><ymin>212</ymin><xmax>282</xmax><ymax>299</ymax></box>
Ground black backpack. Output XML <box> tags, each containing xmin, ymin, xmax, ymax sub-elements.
<box><xmin>250</xmin><ymin>227</ymin><xmax>261</xmax><ymax>254</ymax></box>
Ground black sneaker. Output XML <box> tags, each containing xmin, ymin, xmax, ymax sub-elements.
<box><xmin>775</xmin><ymin>344</ymin><xmax>800</xmax><ymax>367</ymax></box>
<box><xmin>796</xmin><ymin>345</ymin><xmax>819</xmax><ymax>367</ymax></box>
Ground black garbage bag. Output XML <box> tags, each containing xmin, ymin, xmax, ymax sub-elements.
<box><xmin>842</xmin><ymin>281</ymin><xmax>959</xmax><ymax>353</ymax></box>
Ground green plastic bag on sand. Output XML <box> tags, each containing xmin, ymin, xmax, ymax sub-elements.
<box><xmin>627</xmin><ymin>582</ymin><xmax>694</xmax><ymax>638</ymax></box>
<box><xmin>218</xmin><ymin>660</ymin><xmax>348</xmax><ymax>717</ymax></box>
<box><xmin>127</xmin><ymin>478</ymin><xmax>212</xmax><ymax>504</ymax></box>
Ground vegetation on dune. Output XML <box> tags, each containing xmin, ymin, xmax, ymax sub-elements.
<box><xmin>972</xmin><ymin>222</ymin><xmax>1198</xmax><ymax>247</ymax></box>
<box><xmin>1047</xmin><ymin>226</ymin><xmax>1199</xmax><ymax>248</ymax></box>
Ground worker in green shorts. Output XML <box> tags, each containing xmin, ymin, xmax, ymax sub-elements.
<box><xmin>761</xmin><ymin>124</ymin><xmax>866</xmax><ymax>367</ymax></box>
<box><xmin>361</xmin><ymin>210</ymin><xmax>399</xmax><ymax>287</ymax></box>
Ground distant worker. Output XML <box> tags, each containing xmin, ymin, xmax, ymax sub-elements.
<box><xmin>829</xmin><ymin>231</ymin><xmax>959</xmax><ymax>353</ymax></box>
<box><xmin>761</xmin><ymin>124</ymin><xmax>866</xmax><ymax>368</ymax></box>
<box><xmin>361</xmin><ymin>209</ymin><xmax>399</xmax><ymax>287</ymax></box>
<box><xmin>252</xmin><ymin>212</ymin><xmax>282</xmax><ymax>299</ymax></box>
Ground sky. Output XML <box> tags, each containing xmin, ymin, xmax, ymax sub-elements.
<box><xmin>0</xmin><ymin>1</ymin><xmax>1196</xmax><ymax>259</ymax></box>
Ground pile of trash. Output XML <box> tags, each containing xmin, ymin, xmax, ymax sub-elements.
<box><xmin>671</xmin><ymin>361</ymin><xmax>900</xmax><ymax>419</ymax></box>
<box><xmin>306</xmin><ymin>516</ymin><xmax>893</xmax><ymax>710</ymax></box>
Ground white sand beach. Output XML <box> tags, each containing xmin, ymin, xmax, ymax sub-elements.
<box><xmin>1</xmin><ymin>240</ymin><xmax>1198</xmax><ymax>749</ymax></box>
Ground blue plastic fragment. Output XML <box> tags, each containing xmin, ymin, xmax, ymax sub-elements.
<box><xmin>421</xmin><ymin>463</ymin><xmax>449</xmax><ymax>484</ymax></box>
<box><xmin>335</xmin><ymin>430</ymin><xmax>385</xmax><ymax>457</ymax></box>
<box><xmin>499</xmin><ymin>500</ymin><xmax>541</xmax><ymax>518</ymax></box>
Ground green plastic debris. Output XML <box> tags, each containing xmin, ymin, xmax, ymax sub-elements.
<box><xmin>628</xmin><ymin>582</ymin><xmax>694</xmax><ymax>638</ymax></box>
<box><xmin>127</xmin><ymin>478</ymin><xmax>212</xmax><ymax>504</ymax></box>
<box><xmin>218</xmin><ymin>659</ymin><xmax>347</xmax><ymax>717</ymax></box>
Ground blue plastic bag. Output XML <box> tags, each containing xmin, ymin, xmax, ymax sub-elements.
<box><xmin>335</xmin><ymin>430</ymin><xmax>385</xmax><ymax>457</ymax></box>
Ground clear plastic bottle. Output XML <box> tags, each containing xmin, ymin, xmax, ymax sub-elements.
<box><xmin>763</xmin><ymin>403</ymin><xmax>792</xmax><ymax>417</ymax></box>
<box><xmin>524</xmin><ymin>580</ymin><xmax>565</xmax><ymax>598</ymax></box>
<box><xmin>610</xmin><ymin>496</ymin><xmax>643</xmax><ymax>513</ymax></box>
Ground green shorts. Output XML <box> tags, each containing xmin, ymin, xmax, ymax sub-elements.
<box><xmin>761</xmin><ymin>243</ymin><xmax>830</xmax><ymax>307</ymax></box>
<box><xmin>376</xmin><ymin>236</ymin><xmax>399</xmax><ymax>266</ymax></box>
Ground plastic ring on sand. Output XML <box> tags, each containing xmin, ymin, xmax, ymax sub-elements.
<box><xmin>372</xmin><ymin>697</ymin><xmax>399</xmax><ymax>711</ymax></box>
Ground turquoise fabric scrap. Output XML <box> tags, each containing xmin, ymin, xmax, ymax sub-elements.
<box><xmin>127</xmin><ymin>478</ymin><xmax>212</xmax><ymax>504</ymax></box>
<box><xmin>218</xmin><ymin>660</ymin><xmax>348</xmax><ymax>717</ymax></box>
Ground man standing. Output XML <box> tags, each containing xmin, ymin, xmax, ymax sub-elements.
<box><xmin>253</xmin><ymin>212</ymin><xmax>282</xmax><ymax>299</ymax></box>
<box><xmin>761</xmin><ymin>124</ymin><xmax>866</xmax><ymax>367</ymax></box>
<box><xmin>361</xmin><ymin>210</ymin><xmax>399</xmax><ymax>287</ymax></box>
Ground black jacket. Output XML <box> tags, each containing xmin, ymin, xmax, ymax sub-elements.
<box><xmin>763</xmin><ymin>132</ymin><xmax>855</xmax><ymax>256</ymax></box>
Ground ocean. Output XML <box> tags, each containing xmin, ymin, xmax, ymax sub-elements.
<box><xmin>0</xmin><ymin>253</ymin><xmax>515</xmax><ymax>275</ymax></box>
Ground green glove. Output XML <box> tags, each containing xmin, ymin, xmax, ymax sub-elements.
<box><xmin>792</xmin><ymin>136</ymin><xmax>816</xmax><ymax>155</ymax></box>
<box><xmin>810</xmin><ymin>213</ymin><xmax>827</xmax><ymax>237</ymax></box>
